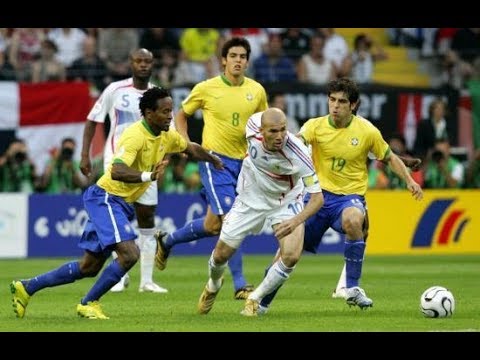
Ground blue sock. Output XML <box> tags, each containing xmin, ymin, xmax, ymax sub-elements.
<box><xmin>23</xmin><ymin>261</ymin><xmax>83</xmax><ymax>295</ymax></box>
<box><xmin>165</xmin><ymin>218</ymin><xmax>209</xmax><ymax>250</ymax></box>
<box><xmin>82</xmin><ymin>260</ymin><xmax>126</xmax><ymax>304</ymax></box>
<box><xmin>259</xmin><ymin>264</ymin><xmax>283</xmax><ymax>308</ymax></box>
<box><xmin>230</xmin><ymin>249</ymin><xmax>247</xmax><ymax>291</ymax></box>
<box><xmin>344</xmin><ymin>239</ymin><xmax>366</xmax><ymax>288</ymax></box>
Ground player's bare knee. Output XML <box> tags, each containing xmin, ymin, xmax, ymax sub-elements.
<box><xmin>281</xmin><ymin>254</ymin><xmax>299</xmax><ymax>268</ymax></box>
<box><xmin>120</xmin><ymin>251</ymin><xmax>139</xmax><ymax>269</ymax></box>
<box><xmin>212</xmin><ymin>248</ymin><xmax>229</xmax><ymax>264</ymax></box>
<box><xmin>79</xmin><ymin>263</ymin><xmax>102</xmax><ymax>277</ymax></box>
<box><xmin>204</xmin><ymin>222</ymin><xmax>221</xmax><ymax>235</ymax></box>
<box><xmin>342</xmin><ymin>212</ymin><xmax>364</xmax><ymax>236</ymax></box>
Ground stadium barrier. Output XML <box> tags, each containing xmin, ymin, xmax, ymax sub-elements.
<box><xmin>0</xmin><ymin>190</ymin><xmax>478</xmax><ymax>258</ymax></box>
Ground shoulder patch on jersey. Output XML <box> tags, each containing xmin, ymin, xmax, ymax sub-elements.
<box><xmin>91</xmin><ymin>102</ymin><xmax>102</xmax><ymax>116</ymax></box>
<box><xmin>303</xmin><ymin>174</ymin><xmax>318</xmax><ymax>187</ymax></box>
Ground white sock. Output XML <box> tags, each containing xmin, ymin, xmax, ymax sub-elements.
<box><xmin>250</xmin><ymin>259</ymin><xmax>293</xmax><ymax>302</ymax></box>
<box><xmin>335</xmin><ymin>264</ymin><xmax>347</xmax><ymax>291</ymax></box>
<box><xmin>207</xmin><ymin>251</ymin><xmax>227</xmax><ymax>292</ymax></box>
<box><xmin>138</xmin><ymin>228</ymin><xmax>156</xmax><ymax>287</ymax></box>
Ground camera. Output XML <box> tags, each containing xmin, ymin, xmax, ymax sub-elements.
<box><xmin>432</xmin><ymin>150</ymin><xmax>444</xmax><ymax>163</ymax></box>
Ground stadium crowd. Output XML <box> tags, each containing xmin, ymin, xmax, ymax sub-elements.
<box><xmin>1</xmin><ymin>28</ymin><xmax>479</xmax><ymax>192</ymax></box>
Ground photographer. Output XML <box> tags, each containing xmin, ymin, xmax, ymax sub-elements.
<box><xmin>40</xmin><ymin>137</ymin><xmax>88</xmax><ymax>193</ymax></box>
<box><xmin>0</xmin><ymin>138</ymin><xmax>39</xmax><ymax>193</ymax></box>
<box><xmin>424</xmin><ymin>139</ymin><xmax>464</xmax><ymax>188</ymax></box>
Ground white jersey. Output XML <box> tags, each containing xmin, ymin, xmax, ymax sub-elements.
<box><xmin>237</xmin><ymin>112</ymin><xmax>321</xmax><ymax>210</ymax></box>
<box><xmin>86</xmin><ymin>77</ymin><xmax>154</xmax><ymax>170</ymax></box>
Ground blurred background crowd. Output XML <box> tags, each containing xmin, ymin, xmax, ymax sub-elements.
<box><xmin>1</xmin><ymin>27</ymin><xmax>479</xmax><ymax>194</ymax></box>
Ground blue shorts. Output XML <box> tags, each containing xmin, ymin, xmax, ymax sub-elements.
<box><xmin>303</xmin><ymin>190</ymin><xmax>366</xmax><ymax>253</ymax></box>
<box><xmin>78</xmin><ymin>185</ymin><xmax>137</xmax><ymax>256</ymax></box>
<box><xmin>198</xmin><ymin>152</ymin><xmax>242</xmax><ymax>216</ymax></box>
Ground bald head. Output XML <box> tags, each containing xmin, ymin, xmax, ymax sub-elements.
<box><xmin>260</xmin><ymin>108</ymin><xmax>288</xmax><ymax>152</ymax></box>
<box><xmin>261</xmin><ymin>107</ymin><xmax>287</xmax><ymax>128</ymax></box>
<box><xmin>130</xmin><ymin>48</ymin><xmax>154</xmax><ymax>83</ymax></box>
<box><xmin>130</xmin><ymin>48</ymin><xmax>153</xmax><ymax>60</ymax></box>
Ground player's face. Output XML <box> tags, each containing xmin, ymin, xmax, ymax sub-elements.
<box><xmin>328</xmin><ymin>91</ymin><xmax>355</xmax><ymax>122</ymax></box>
<box><xmin>148</xmin><ymin>97</ymin><xmax>173</xmax><ymax>133</ymax></box>
<box><xmin>261</xmin><ymin>118</ymin><xmax>288</xmax><ymax>152</ymax></box>
<box><xmin>223</xmin><ymin>46</ymin><xmax>248</xmax><ymax>77</ymax></box>
<box><xmin>131</xmin><ymin>53</ymin><xmax>154</xmax><ymax>80</ymax></box>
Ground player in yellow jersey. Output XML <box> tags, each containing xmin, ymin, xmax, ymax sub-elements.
<box><xmin>10</xmin><ymin>87</ymin><xmax>223</xmax><ymax>320</ymax></box>
<box><xmin>154</xmin><ymin>37</ymin><xmax>268</xmax><ymax>300</ymax></box>
<box><xmin>258</xmin><ymin>78</ymin><xmax>423</xmax><ymax>313</ymax></box>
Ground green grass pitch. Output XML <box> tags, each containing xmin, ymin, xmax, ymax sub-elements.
<box><xmin>1</xmin><ymin>254</ymin><xmax>478</xmax><ymax>332</ymax></box>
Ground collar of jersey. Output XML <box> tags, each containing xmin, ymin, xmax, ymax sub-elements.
<box><xmin>221</xmin><ymin>74</ymin><xmax>244</xmax><ymax>86</ymax></box>
<box><xmin>328</xmin><ymin>115</ymin><xmax>354</xmax><ymax>129</ymax></box>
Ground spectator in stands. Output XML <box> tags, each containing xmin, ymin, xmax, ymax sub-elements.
<box><xmin>8</xmin><ymin>28</ymin><xmax>45</xmax><ymax>81</ymax></box>
<box><xmin>252</xmin><ymin>33</ymin><xmax>297</xmax><ymax>83</ymax></box>
<box><xmin>367</xmin><ymin>157</ymin><xmax>389</xmax><ymax>189</ymax></box>
<box><xmin>423</xmin><ymin>139</ymin><xmax>464</xmax><ymax>189</ymax></box>
<box><xmin>280</xmin><ymin>28</ymin><xmax>311</xmax><ymax>64</ymax></box>
<box><xmin>342</xmin><ymin>33</ymin><xmax>388</xmax><ymax>85</ymax></box>
<box><xmin>440</xmin><ymin>49</ymin><xmax>469</xmax><ymax>90</ymax></box>
<box><xmin>465</xmin><ymin>148</ymin><xmax>480</xmax><ymax>188</ymax></box>
<box><xmin>68</xmin><ymin>36</ymin><xmax>110</xmax><ymax>93</ymax></box>
<box><xmin>47</xmin><ymin>28</ymin><xmax>87</xmax><ymax>67</ymax></box>
<box><xmin>183</xmin><ymin>162</ymin><xmax>201</xmax><ymax>192</ymax></box>
<box><xmin>450</xmin><ymin>28</ymin><xmax>480</xmax><ymax>64</ymax></box>
<box><xmin>179</xmin><ymin>28</ymin><xmax>220</xmax><ymax>83</ymax></box>
<box><xmin>98</xmin><ymin>28</ymin><xmax>139</xmax><ymax>81</ymax></box>
<box><xmin>297</xmin><ymin>33</ymin><xmax>336</xmax><ymax>86</ymax></box>
<box><xmin>0</xmin><ymin>138</ymin><xmax>39</xmax><ymax>193</ymax></box>
<box><xmin>434</xmin><ymin>28</ymin><xmax>459</xmax><ymax>56</ymax></box>
<box><xmin>139</xmin><ymin>28</ymin><xmax>180</xmax><ymax>65</ymax></box>
<box><xmin>158</xmin><ymin>153</ymin><xmax>188</xmax><ymax>193</ymax></box>
<box><xmin>413</xmin><ymin>98</ymin><xmax>453</xmax><ymax>161</ymax></box>
<box><xmin>39</xmin><ymin>137</ymin><xmax>88</xmax><ymax>194</ymax></box>
<box><xmin>158</xmin><ymin>153</ymin><xmax>202</xmax><ymax>193</ymax></box>
<box><xmin>316</xmin><ymin>28</ymin><xmax>349</xmax><ymax>77</ymax></box>
<box><xmin>31</xmin><ymin>39</ymin><xmax>66</xmax><ymax>83</ymax></box>
<box><xmin>382</xmin><ymin>133</ymin><xmax>424</xmax><ymax>189</ymax></box>
<box><xmin>0</xmin><ymin>28</ymin><xmax>16</xmax><ymax>80</ymax></box>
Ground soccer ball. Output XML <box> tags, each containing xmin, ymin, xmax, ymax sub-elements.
<box><xmin>420</xmin><ymin>286</ymin><xmax>455</xmax><ymax>318</ymax></box>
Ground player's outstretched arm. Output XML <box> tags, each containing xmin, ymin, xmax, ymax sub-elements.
<box><xmin>274</xmin><ymin>191</ymin><xmax>324</xmax><ymax>239</ymax></box>
<box><xmin>110</xmin><ymin>160</ymin><xmax>169</xmax><ymax>183</ymax></box>
<box><xmin>184</xmin><ymin>142</ymin><xmax>224</xmax><ymax>170</ymax></box>
<box><xmin>380</xmin><ymin>154</ymin><xmax>422</xmax><ymax>171</ymax></box>
<box><xmin>397</xmin><ymin>155</ymin><xmax>422</xmax><ymax>171</ymax></box>
<box><xmin>386</xmin><ymin>153</ymin><xmax>423</xmax><ymax>201</ymax></box>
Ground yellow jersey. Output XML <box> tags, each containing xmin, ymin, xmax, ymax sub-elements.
<box><xmin>299</xmin><ymin>115</ymin><xmax>390</xmax><ymax>195</ymax></box>
<box><xmin>98</xmin><ymin>119</ymin><xmax>187</xmax><ymax>203</ymax></box>
<box><xmin>182</xmin><ymin>74</ymin><xmax>268</xmax><ymax>159</ymax></box>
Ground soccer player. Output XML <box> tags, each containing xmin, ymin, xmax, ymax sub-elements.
<box><xmin>10</xmin><ymin>87</ymin><xmax>223</xmax><ymax>320</ymax></box>
<box><xmin>154</xmin><ymin>37</ymin><xmax>268</xmax><ymax>300</ymax></box>
<box><xmin>80</xmin><ymin>48</ymin><xmax>167</xmax><ymax>293</ymax></box>
<box><xmin>197</xmin><ymin>108</ymin><xmax>324</xmax><ymax>316</ymax></box>
<box><xmin>258</xmin><ymin>78</ymin><xmax>424</xmax><ymax>314</ymax></box>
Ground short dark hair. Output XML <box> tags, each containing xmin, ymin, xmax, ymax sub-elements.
<box><xmin>222</xmin><ymin>37</ymin><xmax>251</xmax><ymax>61</ymax></box>
<box><xmin>327</xmin><ymin>77</ymin><xmax>360</xmax><ymax>104</ymax></box>
<box><xmin>139</xmin><ymin>87</ymin><xmax>171</xmax><ymax>117</ymax></box>
<box><xmin>61</xmin><ymin>137</ymin><xmax>76</xmax><ymax>146</ymax></box>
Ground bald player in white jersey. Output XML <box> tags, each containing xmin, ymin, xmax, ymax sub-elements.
<box><xmin>80</xmin><ymin>48</ymin><xmax>167</xmax><ymax>293</ymax></box>
<box><xmin>196</xmin><ymin>108</ymin><xmax>325</xmax><ymax>316</ymax></box>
